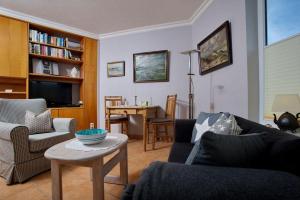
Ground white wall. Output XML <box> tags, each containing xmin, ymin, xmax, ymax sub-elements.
<box><xmin>191</xmin><ymin>0</ymin><xmax>249</xmax><ymax>118</ymax></box>
<box><xmin>99</xmin><ymin>0</ymin><xmax>259</xmax><ymax>134</ymax></box>
<box><xmin>99</xmin><ymin>26</ymin><xmax>191</xmax><ymax>135</ymax></box>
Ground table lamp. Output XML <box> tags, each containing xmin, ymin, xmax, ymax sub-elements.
<box><xmin>272</xmin><ymin>94</ymin><xmax>300</xmax><ymax>132</ymax></box>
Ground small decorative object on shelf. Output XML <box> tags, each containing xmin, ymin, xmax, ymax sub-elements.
<box><xmin>272</xmin><ymin>94</ymin><xmax>300</xmax><ymax>132</ymax></box>
<box><xmin>4</xmin><ymin>89</ymin><xmax>13</xmax><ymax>93</ymax></box>
<box><xmin>70</xmin><ymin>67</ymin><xmax>80</xmax><ymax>78</ymax></box>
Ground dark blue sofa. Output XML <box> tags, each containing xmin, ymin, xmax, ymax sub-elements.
<box><xmin>121</xmin><ymin>116</ymin><xmax>300</xmax><ymax>200</ymax></box>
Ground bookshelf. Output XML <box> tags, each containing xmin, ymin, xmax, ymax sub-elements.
<box><xmin>0</xmin><ymin>15</ymin><xmax>98</xmax><ymax>130</ymax></box>
<box><xmin>0</xmin><ymin>76</ymin><xmax>27</xmax><ymax>99</ymax></box>
<box><xmin>28</xmin><ymin>23</ymin><xmax>84</xmax><ymax>81</ymax></box>
<box><xmin>29</xmin><ymin>73</ymin><xmax>83</xmax><ymax>83</ymax></box>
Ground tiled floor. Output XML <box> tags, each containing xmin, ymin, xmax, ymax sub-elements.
<box><xmin>0</xmin><ymin>140</ymin><xmax>171</xmax><ymax>200</ymax></box>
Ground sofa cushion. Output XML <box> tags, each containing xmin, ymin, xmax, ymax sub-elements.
<box><xmin>25</xmin><ymin>110</ymin><xmax>53</xmax><ymax>134</ymax></box>
<box><xmin>168</xmin><ymin>142</ymin><xmax>194</xmax><ymax>163</ymax></box>
<box><xmin>29</xmin><ymin>131</ymin><xmax>71</xmax><ymax>152</ymax></box>
<box><xmin>189</xmin><ymin>132</ymin><xmax>269</xmax><ymax>168</ymax></box>
<box><xmin>268</xmin><ymin>135</ymin><xmax>300</xmax><ymax>176</ymax></box>
<box><xmin>128</xmin><ymin>161</ymin><xmax>300</xmax><ymax>200</ymax></box>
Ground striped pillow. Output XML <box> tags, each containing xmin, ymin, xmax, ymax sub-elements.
<box><xmin>25</xmin><ymin>110</ymin><xmax>53</xmax><ymax>134</ymax></box>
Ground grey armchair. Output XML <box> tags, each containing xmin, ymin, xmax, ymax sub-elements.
<box><xmin>0</xmin><ymin>98</ymin><xmax>76</xmax><ymax>184</ymax></box>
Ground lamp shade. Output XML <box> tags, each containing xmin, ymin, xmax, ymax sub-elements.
<box><xmin>272</xmin><ymin>94</ymin><xmax>300</xmax><ymax>113</ymax></box>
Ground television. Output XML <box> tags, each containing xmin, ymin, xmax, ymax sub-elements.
<box><xmin>29</xmin><ymin>80</ymin><xmax>77</xmax><ymax>107</ymax></box>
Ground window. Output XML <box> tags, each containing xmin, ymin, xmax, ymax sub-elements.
<box><xmin>263</xmin><ymin>0</ymin><xmax>300</xmax><ymax>120</ymax></box>
<box><xmin>266</xmin><ymin>0</ymin><xmax>300</xmax><ymax>45</ymax></box>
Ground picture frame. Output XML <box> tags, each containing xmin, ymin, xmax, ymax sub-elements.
<box><xmin>133</xmin><ymin>50</ymin><xmax>169</xmax><ymax>83</ymax></box>
<box><xmin>197</xmin><ymin>21</ymin><xmax>232</xmax><ymax>75</ymax></box>
<box><xmin>107</xmin><ymin>61</ymin><xmax>125</xmax><ymax>77</ymax></box>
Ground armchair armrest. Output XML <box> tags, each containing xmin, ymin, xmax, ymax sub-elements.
<box><xmin>0</xmin><ymin>122</ymin><xmax>29</xmax><ymax>141</ymax></box>
<box><xmin>174</xmin><ymin>119</ymin><xmax>196</xmax><ymax>143</ymax></box>
<box><xmin>53</xmin><ymin>118</ymin><xmax>76</xmax><ymax>134</ymax></box>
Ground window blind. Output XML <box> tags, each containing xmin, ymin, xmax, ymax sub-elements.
<box><xmin>264</xmin><ymin>35</ymin><xmax>300</xmax><ymax>119</ymax></box>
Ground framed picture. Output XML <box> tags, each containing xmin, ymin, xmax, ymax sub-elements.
<box><xmin>197</xmin><ymin>21</ymin><xmax>232</xmax><ymax>75</ymax></box>
<box><xmin>133</xmin><ymin>50</ymin><xmax>169</xmax><ymax>83</ymax></box>
<box><xmin>107</xmin><ymin>61</ymin><xmax>125</xmax><ymax>77</ymax></box>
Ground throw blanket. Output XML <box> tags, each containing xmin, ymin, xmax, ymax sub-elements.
<box><xmin>122</xmin><ymin>161</ymin><xmax>300</xmax><ymax>200</ymax></box>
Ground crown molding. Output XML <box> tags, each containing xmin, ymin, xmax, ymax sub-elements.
<box><xmin>99</xmin><ymin>19</ymin><xmax>191</xmax><ymax>39</ymax></box>
<box><xmin>0</xmin><ymin>0</ymin><xmax>214</xmax><ymax>40</ymax></box>
<box><xmin>99</xmin><ymin>0</ymin><xmax>214</xmax><ymax>39</ymax></box>
<box><xmin>189</xmin><ymin>0</ymin><xmax>214</xmax><ymax>24</ymax></box>
<box><xmin>0</xmin><ymin>6</ymin><xmax>99</xmax><ymax>39</ymax></box>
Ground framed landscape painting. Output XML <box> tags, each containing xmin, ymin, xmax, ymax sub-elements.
<box><xmin>197</xmin><ymin>21</ymin><xmax>232</xmax><ymax>75</ymax></box>
<box><xmin>107</xmin><ymin>61</ymin><xmax>125</xmax><ymax>77</ymax></box>
<box><xmin>133</xmin><ymin>50</ymin><xmax>169</xmax><ymax>83</ymax></box>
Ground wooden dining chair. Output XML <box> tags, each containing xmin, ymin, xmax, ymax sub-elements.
<box><xmin>148</xmin><ymin>94</ymin><xmax>177</xmax><ymax>150</ymax></box>
<box><xmin>104</xmin><ymin>96</ymin><xmax>129</xmax><ymax>134</ymax></box>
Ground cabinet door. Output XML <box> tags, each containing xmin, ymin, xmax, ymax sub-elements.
<box><xmin>58</xmin><ymin>108</ymin><xmax>86</xmax><ymax>131</ymax></box>
<box><xmin>51</xmin><ymin>109</ymin><xmax>59</xmax><ymax>118</ymax></box>
<box><xmin>83</xmin><ymin>38</ymin><xmax>98</xmax><ymax>128</ymax></box>
<box><xmin>0</xmin><ymin>16</ymin><xmax>28</xmax><ymax>77</ymax></box>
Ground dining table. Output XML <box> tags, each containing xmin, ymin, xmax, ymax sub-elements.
<box><xmin>106</xmin><ymin>105</ymin><xmax>159</xmax><ymax>151</ymax></box>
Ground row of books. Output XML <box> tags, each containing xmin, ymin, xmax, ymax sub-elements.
<box><xmin>29</xmin><ymin>43</ymin><xmax>72</xmax><ymax>59</ymax></box>
<box><xmin>29</xmin><ymin>29</ymin><xmax>66</xmax><ymax>47</ymax></box>
<box><xmin>29</xmin><ymin>29</ymin><xmax>82</xmax><ymax>51</ymax></box>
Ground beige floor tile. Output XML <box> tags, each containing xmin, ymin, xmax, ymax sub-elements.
<box><xmin>0</xmin><ymin>140</ymin><xmax>171</xmax><ymax>200</ymax></box>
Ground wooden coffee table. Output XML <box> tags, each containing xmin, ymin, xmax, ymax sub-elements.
<box><xmin>45</xmin><ymin>133</ymin><xmax>128</xmax><ymax>200</ymax></box>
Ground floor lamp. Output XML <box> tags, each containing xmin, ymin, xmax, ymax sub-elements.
<box><xmin>181</xmin><ymin>49</ymin><xmax>201</xmax><ymax>119</ymax></box>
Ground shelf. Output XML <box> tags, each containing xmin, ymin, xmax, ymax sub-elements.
<box><xmin>0</xmin><ymin>76</ymin><xmax>26</xmax><ymax>84</ymax></box>
<box><xmin>0</xmin><ymin>91</ymin><xmax>26</xmax><ymax>95</ymax></box>
<box><xmin>29</xmin><ymin>41</ymin><xmax>83</xmax><ymax>53</ymax></box>
<box><xmin>29</xmin><ymin>73</ymin><xmax>83</xmax><ymax>83</ymax></box>
<box><xmin>29</xmin><ymin>53</ymin><xmax>83</xmax><ymax>65</ymax></box>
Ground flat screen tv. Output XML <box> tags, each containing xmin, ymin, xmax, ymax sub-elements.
<box><xmin>29</xmin><ymin>80</ymin><xmax>73</xmax><ymax>107</ymax></box>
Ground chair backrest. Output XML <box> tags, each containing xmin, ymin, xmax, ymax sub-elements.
<box><xmin>165</xmin><ymin>94</ymin><xmax>177</xmax><ymax>119</ymax></box>
<box><xmin>104</xmin><ymin>96</ymin><xmax>123</xmax><ymax>117</ymax></box>
<box><xmin>0</xmin><ymin>98</ymin><xmax>47</xmax><ymax>124</ymax></box>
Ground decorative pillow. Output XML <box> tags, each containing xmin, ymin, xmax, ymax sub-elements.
<box><xmin>191</xmin><ymin>112</ymin><xmax>230</xmax><ymax>143</ymax></box>
<box><xmin>209</xmin><ymin>114</ymin><xmax>242</xmax><ymax>135</ymax></box>
<box><xmin>186</xmin><ymin>132</ymin><xmax>269</xmax><ymax>167</ymax></box>
<box><xmin>25</xmin><ymin>110</ymin><xmax>52</xmax><ymax>134</ymax></box>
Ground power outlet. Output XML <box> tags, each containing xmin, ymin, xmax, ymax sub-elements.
<box><xmin>89</xmin><ymin>123</ymin><xmax>95</xmax><ymax>129</ymax></box>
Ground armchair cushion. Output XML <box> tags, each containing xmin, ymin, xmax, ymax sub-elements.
<box><xmin>29</xmin><ymin>131</ymin><xmax>71</xmax><ymax>152</ymax></box>
<box><xmin>25</xmin><ymin>110</ymin><xmax>52</xmax><ymax>134</ymax></box>
<box><xmin>0</xmin><ymin>98</ymin><xmax>47</xmax><ymax>124</ymax></box>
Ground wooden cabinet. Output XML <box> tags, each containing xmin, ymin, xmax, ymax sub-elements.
<box><xmin>83</xmin><ymin>38</ymin><xmax>98</xmax><ymax>129</ymax></box>
<box><xmin>0</xmin><ymin>15</ymin><xmax>98</xmax><ymax>131</ymax></box>
<box><xmin>0</xmin><ymin>16</ymin><xmax>28</xmax><ymax>78</ymax></box>
<box><xmin>51</xmin><ymin>108</ymin><xmax>86</xmax><ymax>130</ymax></box>
<box><xmin>58</xmin><ymin>108</ymin><xmax>86</xmax><ymax>131</ymax></box>
<box><xmin>51</xmin><ymin>109</ymin><xmax>59</xmax><ymax>118</ymax></box>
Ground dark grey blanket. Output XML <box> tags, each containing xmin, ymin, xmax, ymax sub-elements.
<box><xmin>122</xmin><ymin>161</ymin><xmax>300</xmax><ymax>200</ymax></box>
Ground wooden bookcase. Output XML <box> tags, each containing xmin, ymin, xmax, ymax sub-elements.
<box><xmin>0</xmin><ymin>15</ymin><xmax>98</xmax><ymax>130</ymax></box>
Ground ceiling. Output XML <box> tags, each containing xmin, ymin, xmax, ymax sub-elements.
<box><xmin>0</xmin><ymin>0</ymin><xmax>205</xmax><ymax>35</ymax></box>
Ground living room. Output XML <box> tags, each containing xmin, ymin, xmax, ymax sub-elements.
<box><xmin>0</xmin><ymin>0</ymin><xmax>300</xmax><ymax>200</ymax></box>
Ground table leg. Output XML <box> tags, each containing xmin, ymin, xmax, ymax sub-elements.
<box><xmin>142</xmin><ymin>111</ymin><xmax>148</xmax><ymax>151</ymax></box>
<box><xmin>51</xmin><ymin>160</ymin><xmax>62</xmax><ymax>200</ymax></box>
<box><xmin>120</xmin><ymin>144</ymin><xmax>128</xmax><ymax>185</ymax></box>
<box><xmin>107</xmin><ymin>110</ymin><xmax>111</xmax><ymax>132</ymax></box>
<box><xmin>92</xmin><ymin>158</ymin><xmax>104</xmax><ymax>200</ymax></box>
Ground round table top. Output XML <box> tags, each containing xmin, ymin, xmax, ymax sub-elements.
<box><xmin>44</xmin><ymin>133</ymin><xmax>128</xmax><ymax>162</ymax></box>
